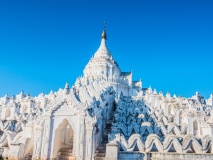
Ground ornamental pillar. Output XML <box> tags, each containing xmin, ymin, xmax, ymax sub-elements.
<box><xmin>78</xmin><ymin>116</ymin><xmax>85</xmax><ymax>160</ymax></box>
<box><xmin>92</xmin><ymin>127</ymin><xmax>97</xmax><ymax>159</ymax></box>
<box><xmin>201</xmin><ymin>123</ymin><xmax>213</xmax><ymax>153</ymax></box>
<box><xmin>105</xmin><ymin>143</ymin><xmax>118</xmax><ymax>160</ymax></box>
<box><xmin>8</xmin><ymin>144</ymin><xmax>24</xmax><ymax>160</ymax></box>
<box><xmin>32</xmin><ymin>125</ymin><xmax>43</xmax><ymax>159</ymax></box>
<box><xmin>40</xmin><ymin>115</ymin><xmax>51</xmax><ymax>160</ymax></box>
<box><xmin>85</xmin><ymin>126</ymin><xmax>94</xmax><ymax>160</ymax></box>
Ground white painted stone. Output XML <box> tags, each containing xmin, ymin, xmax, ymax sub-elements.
<box><xmin>0</xmin><ymin>29</ymin><xmax>212</xmax><ymax>160</ymax></box>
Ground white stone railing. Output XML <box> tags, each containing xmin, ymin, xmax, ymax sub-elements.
<box><xmin>108</xmin><ymin>133</ymin><xmax>212</xmax><ymax>154</ymax></box>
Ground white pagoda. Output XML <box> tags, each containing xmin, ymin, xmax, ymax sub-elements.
<box><xmin>0</xmin><ymin>28</ymin><xmax>213</xmax><ymax>160</ymax></box>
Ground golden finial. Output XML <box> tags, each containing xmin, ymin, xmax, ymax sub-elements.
<box><xmin>102</xmin><ymin>22</ymin><xmax>107</xmax><ymax>40</ymax></box>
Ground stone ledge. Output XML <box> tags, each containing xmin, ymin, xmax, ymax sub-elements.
<box><xmin>151</xmin><ymin>152</ymin><xmax>213</xmax><ymax>160</ymax></box>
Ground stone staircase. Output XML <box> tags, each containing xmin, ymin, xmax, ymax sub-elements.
<box><xmin>22</xmin><ymin>153</ymin><xmax>32</xmax><ymax>160</ymax></box>
<box><xmin>56</xmin><ymin>147</ymin><xmax>75</xmax><ymax>160</ymax></box>
<box><xmin>94</xmin><ymin>113</ymin><xmax>114</xmax><ymax>160</ymax></box>
<box><xmin>56</xmin><ymin>138</ymin><xmax>75</xmax><ymax>160</ymax></box>
<box><xmin>22</xmin><ymin>149</ymin><xmax>33</xmax><ymax>160</ymax></box>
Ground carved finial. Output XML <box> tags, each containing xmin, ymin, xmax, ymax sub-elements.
<box><xmin>39</xmin><ymin>92</ymin><xmax>44</xmax><ymax>97</ymax></box>
<box><xmin>64</xmin><ymin>82</ymin><xmax>70</xmax><ymax>94</ymax></box>
<box><xmin>65</xmin><ymin>82</ymin><xmax>69</xmax><ymax>89</ymax></box>
<box><xmin>166</xmin><ymin>92</ymin><xmax>171</xmax><ymax>98</ymax></box>
<box><xmin>20</xmin><ymin>90</ymin><xmax>24</xmax><ymax>96</ymax></box>
<box><xmin>102</xmin><ymin>22</ymin><xmax>107</xmax><ymax>40</ymax></box>
<box><xmin>26</xmin><ymin>93</ymin><xmax>30</xmax><ymax>99</ymax></box>
<box><xmin>4</xmin><ymin>93</ymin><xmax>8</xmax><ymax>98</ymax></box>
<box><xmin>50</xmin><ymin>90</ymin><xmax>53</xmax><ymax>94</ymax></box>
<box><xmin>11</xmin><ymin>95</ymin><xmax>15</xmax><ymax>100</ymax></box>
<box><xmin>148</xmin><ymin>85</ymin><xmax>152</xmax><ymax>92</ymax></box>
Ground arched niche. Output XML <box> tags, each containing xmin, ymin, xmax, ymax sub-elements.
<box><xmin>52</xmin><ymin>118</ymin><xmax>75</xmax><ymax>159</ymax></box>
<box><xmin>20</xmin><ymin>105</ymin><xmax>27</xmax><ymax>113</ymax></box>
<box><xmin>167</xmin><ymin>105</ymin><xmax>171</xmax><ymax>115</ymax></box>
<box><xmin>48</xmin><ymin>103</ymin><xmax>81</xmax><ymax>159</ymax></box>
<box><xmin>193</xmin><ymin>120</ymin><xmax>199</xmax><ymax>136</ymax></box>
<box><xmin>179</xmin><ymin>110</ymin><xmax>183</xmax><ymax>125</ymax></box>
<box><xmin>170</xmin><ymin>105</ymin><xmax>175</xmax><ymax>115</ymax></box>
<box><xmin>5</xmin><ymin>109</ymin><xmax>11</xmax><ymax>119</ymax></box>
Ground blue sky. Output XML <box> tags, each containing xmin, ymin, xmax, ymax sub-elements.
<box><xmin>0</xmin><ymin>0</ymin><xmax>213</xmax><ymax>98</ymax></box>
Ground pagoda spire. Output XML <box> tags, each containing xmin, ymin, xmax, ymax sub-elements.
<box><xmin>101</xmin><ymin>22</ymin><xmax>107</xmax><ymax>40</ymax></box>
<box><xmin>93</xmin><ymin>22</ymin><xmax>111</xmax><ymax>58</ymax></box>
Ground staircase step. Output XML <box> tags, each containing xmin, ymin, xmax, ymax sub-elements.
<box><xmin>94</xmin><ymin>110</ymin><xmax>115</xmax><ymax>160</ymax></box>
<box><xmin>57</xmin><ymin>156</ymin><xmax>76</xmax><ymax>160</ymax></box>
<box><xmin>95</xmin><ymin>157</ymin><xmax>105</xmax><ymax>160</ymax></box>
<box><xmin>59</xmin><ymin>152</ymin><xmax>72</xmax><ymax>156</ymax></box>
<box><xmin>95</xmin><ymin>153</ymin><xmax>106</xmax><ymax>157</ymax></box>
<box><xmin>95</xmin><ymin>150</ymin><xmax>105</xmax><ymax>153</ymax></box>
<box><xmin>57</xmin><ymin>144</ymin><xmax>74</xmax><ymax>160</ymax></box>
<box><xmin>23</xmin><ymin>155</ymin><xmax>32</xmax><ymax>160</ymax></box>
<box><xmin>60</xmin><ymin>149</ymin><xmax>72</xmax><ymax>151</ymax></box>
<box><xmin>57</xmin><ymin>156</ymin><xmax>75</xmax><ymax>160</ymax></box>
<box><xmin>98</xmin><ymin>147</ymin><xmax>106</xmax><ymax>150</ymax></box>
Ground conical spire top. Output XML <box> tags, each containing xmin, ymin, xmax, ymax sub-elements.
<box><xmin>83</xmin><ymin>24</ymin><xmax>121</xmax><ymax>79</ymax></box>
<box><xmin>101</xmin><ymin>22</ymin><xmax>107</xmax><ymax>40</ymax></box>
<box><xmin>94</xmin><ymin>23</ymin><xmax>111</xmax><ymax>58</ymax></box>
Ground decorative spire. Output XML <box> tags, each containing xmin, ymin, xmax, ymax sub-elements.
<box><xmin>64</xmin><ymin>82</ymin><xmax>70</xmax><ymax>94</ymax></box>
<box><xmin>101</xmin><ymin>22</ymin><xmax>107</xmax><ymax>40</ymax></box>
<box><xmin>93</xmin><ymin>22</ymin><xmax>112</xmax><ymax>59</ymax></box>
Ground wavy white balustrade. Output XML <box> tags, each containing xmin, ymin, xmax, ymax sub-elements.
<box><xmin>113</xmin><ymin>133</ymin><xmax>212</xmax><ymax>154</ymax></box>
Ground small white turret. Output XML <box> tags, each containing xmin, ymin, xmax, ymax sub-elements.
<box><xmin>206</xmin><ymin>93</ymin><xmax>213</xmax><ymax>106</ymax></box>
<box><xmin>64</xmin><ymin>82</ymin><xmax>70</xmax><ymax>94</ymax></box>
